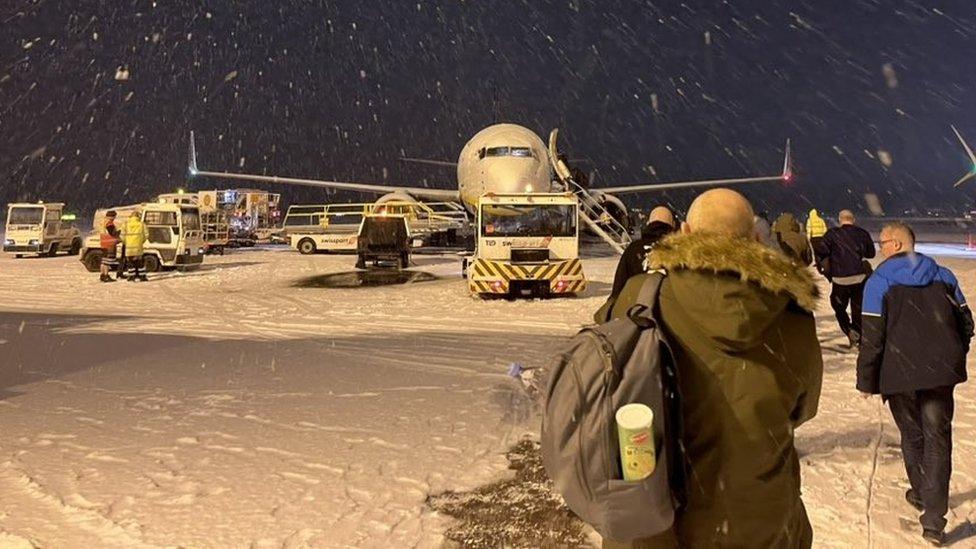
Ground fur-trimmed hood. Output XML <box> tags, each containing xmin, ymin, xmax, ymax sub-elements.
<box><xmin>648</xmin><ymin>231</ymin><xmax>819</xmax><ymax>312</ymax></box>
<box><xmin>648</xmin><ymin>231</ymin><xmax>819</xmax><ymax>352</ymax></box>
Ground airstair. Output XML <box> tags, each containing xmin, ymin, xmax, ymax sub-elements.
<box><xmin>548</xmin><ymin>129</ymin><xmax>631</xmax><ymax>254</ymax></box>
<box><xmin>568</xmin><ymin>179</ymin><xmax>632</xmax><ymax>255</ymax></box>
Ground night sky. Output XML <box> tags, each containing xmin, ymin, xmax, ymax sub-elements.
<box><xmin>2</xmin><ymin>1</ymin><xmax>975</xmax><ymax>220</ymax></box>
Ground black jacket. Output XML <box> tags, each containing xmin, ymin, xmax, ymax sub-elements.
<box><xmin>609</xmin><ymin>221</ymin><xmax>674</xmax><ymax>299</ymax></box>
<box><xmin>823</xmin><ymin>224</ymin><xmax>876</xmax><ymax>279</ymax></box>
<box><xmin>857</xmin><ymin>253</ymin><xmax>974</xmax><ymax>395</ymax></box>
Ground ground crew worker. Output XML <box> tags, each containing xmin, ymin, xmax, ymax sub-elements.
<box><xmin>806</xmin><ymin>208</ymin><xmax>829</xmax><ymax>273</ymax></box>
<box><xmin>98</xmin><ymin>210</ymin><xmax>120</xmax><ymax>283</ymax></box>
<box><xmin>122</xmin><ymin>211</ymin><xmax>149</xmax><ymax>282</ymax></box>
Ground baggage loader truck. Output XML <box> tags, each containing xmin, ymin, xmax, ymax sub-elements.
<box><xmin>3</xmin><ymin>202</ymin><xmax>82</xmax><ymax>257</ymax></box>
<box><xmin>467</xmin><ymin>193</ymin><xmax>585</xmax><ymax>298</ymax></box>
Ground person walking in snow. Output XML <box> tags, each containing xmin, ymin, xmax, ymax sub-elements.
<box><xmin>607</xmin><ymin>206</ymin><xmax>676</xmax><ymax>300</ymax></box>
<box><xmin>822</xmin><ymin>210</ymin><xmax>876</xmax><ymax>348</ymax></box>
<box><xmin>604</xmin><ymin>189</ymin><xmax>823</xmax><ymax>548</ymax></box>
<box><xmin>121</xmin><ymin>211</ymin><xmax>149</xmax><ymax>282</ymax></box>
<box><xmin>806</xmin><ymin>208</ymin><xmax>829</xmax><ymax>273</ymax></box>
<box><xmin>857</xmin><ymin>222</ymin><xmax>973</xmax><ymax>547</ymax></box>
<box><xmin>772</xmin><ymin>212</ymin><xmax>813</xmax><ymax>266</ymax></box>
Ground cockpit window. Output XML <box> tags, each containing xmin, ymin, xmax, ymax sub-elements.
<box><xmin>483</xmin><ymin>146</ymin><xmax>533</xmax><ymax>158</ymax></box>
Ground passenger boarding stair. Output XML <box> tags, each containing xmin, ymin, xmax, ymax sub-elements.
<box><xmin>569</xmin><ymin>179</ymin><xmax>631</xmax><ymax>254</ymax></box>
<box><xmin>548</xmin><ymin>129</ymin><xmax>631</xmax><ymax>254</ymax></box>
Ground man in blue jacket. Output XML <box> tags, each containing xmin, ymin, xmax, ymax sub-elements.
<box><xmin>857</xmin><ymin>222</ymin><xmax>973</xmax><ymax>546</ymax></box>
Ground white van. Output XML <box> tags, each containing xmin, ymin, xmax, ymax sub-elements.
<box><xmin>80</xmin><ymin>203</ymin><xmax>205</xmax><ymax>272</ymax></box>
<box><xmin>3</xmin><ymin>202</ymin><xmax>83</xmax><ymax>257</ymax></box>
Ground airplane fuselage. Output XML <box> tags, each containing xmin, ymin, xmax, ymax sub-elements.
<box><xmin>456</xmin><ymin>124</ymin><xmax>554</xmax><ymax>211</ymax></box>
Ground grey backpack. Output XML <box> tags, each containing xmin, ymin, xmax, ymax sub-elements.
<box><xmin>540</xmin><ymin>273</ymin><xmax>683</xmax><ymax>542</ymax></box>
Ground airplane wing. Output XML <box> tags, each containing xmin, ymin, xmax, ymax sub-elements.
<box><xmin>592</xmin><ymin>140</ymin><xmax>792</xmax><ymax>195</ymax></box>
<box><xmin>951</xmin><ymin>126</ymin><xmax>976</xmax><ymax>188</ymax></box>
<box><xmin>188</xmin><ymin>132</ymin><xmax>459</xmax><ymax>201</ymax></box>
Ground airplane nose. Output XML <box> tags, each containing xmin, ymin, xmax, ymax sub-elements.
<box><xmin>483</xmin><ymin>159</ymin><xmax>546</xmax><ymax>193</ymax></box>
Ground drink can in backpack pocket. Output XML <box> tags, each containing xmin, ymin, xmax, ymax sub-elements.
<box><xmin>616</xmin><ymin>403</ymin><xmax>656</xmax><ymax>481</ymax></box>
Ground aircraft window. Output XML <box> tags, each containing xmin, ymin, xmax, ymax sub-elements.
<box><xmin>485</xmin><ymin>147</ymin><xmax>533</xmax><ymax>158</ymax></box>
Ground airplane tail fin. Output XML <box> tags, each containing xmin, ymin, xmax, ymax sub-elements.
<box><xmin>188</xmin><ymin>131</ymin><xmax>199</xmax><ymax>176</ymax></box>
<box><xmin>781</xmin><ymin>139</ymin><xmax>793</xmax><ymax>182</ymax></box>
<box><xmin>951</xmin><ymin>126</ymin><xmax>976</xmax><ymax>188</ymax></box>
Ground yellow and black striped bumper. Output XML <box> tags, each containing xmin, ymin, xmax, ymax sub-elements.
<box><xmin>468</xmin><ymin>258</ymin><xmax>586</xmax><ymax>295</ymax></box>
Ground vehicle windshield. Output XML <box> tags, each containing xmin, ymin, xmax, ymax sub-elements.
<box><xmin>181</xmin><ymin>208</ymin><xmax>201</xmax><ymax>231</ymax></box>
<box><xmin>480</xmin><ymin>204</ymin><xmax>576</xmax><ymax>237</ymax></box>
<box><xmin>8</xmin><ymin>207</ymin><xmax>44</xmax><ymax>225</ymax></box>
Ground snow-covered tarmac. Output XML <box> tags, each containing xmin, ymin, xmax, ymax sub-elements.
<box><xmin>0</xmin><ymin>246</ymin><xmax>975</xmax><ymax>547</ymax></box>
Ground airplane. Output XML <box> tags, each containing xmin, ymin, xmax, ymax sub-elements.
<box><xmin>189</xmin><ymin>123</ymin><xmax>792</xmax><ymax>235</ymax></box>
<box><xmin>951</xmin><ymin>125</ymin><xmax>976</xmax><ymax>188</ymax></box>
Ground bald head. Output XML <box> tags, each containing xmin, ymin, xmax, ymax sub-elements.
<box><xmin>683</xmin><ymin>188</ymin><xmax>755</xmax><ymax>238</ymax></box>
<box><xmin>839</xmin><ymin>210</ymin><xmax>855</xmax><ymax>225</ymax></box>
<box><xmin>647</xmin><ymin>206</ymin><xmax>675</xmax><ymax>228</ymax></box>
<box><xmin>880</xmin><ymin>221</ymin><xmax>915</xmax><ymax>258</ymax></box>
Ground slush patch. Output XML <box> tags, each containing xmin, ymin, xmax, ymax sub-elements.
<box><xmin>293</xmin><ymin>270</ymin><xmax>437</xmax><ymax>288</ymax></box>
<box><xmin>427</xmin><ymin>439</ymin><xmax>587</xmax><ymax>547</ymax></box>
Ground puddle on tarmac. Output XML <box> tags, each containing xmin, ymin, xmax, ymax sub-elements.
<box><xmin>294</xmin><ymin>270</ymin><xmax>439</xmax><ymax>289</ymax></box>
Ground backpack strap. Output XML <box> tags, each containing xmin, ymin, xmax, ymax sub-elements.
<box><xmin>626</xmin><ymin>272</ymin><xmax>666</xmax><ymax>329</ymax></box>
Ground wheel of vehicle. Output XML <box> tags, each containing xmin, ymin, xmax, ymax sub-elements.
<box><xmin>69</xmin><ymin>239</ymin><xmax>82</xmax><ymax>256</ymax></box>
<box><xmin>47</xmin><ymin>243</ymin><xmax>59</xmax><ymax>257</ymax></box>
<box><xmin>143</xmin><ymin>254</ymin><xmax>161</xmax><ymax>273</ymax></box>
<box><xmin>355</xmin><ymin>256</ymin><xmax>366</xmax><ymax>270</ymax></box>
<box><xmin>297</xmin><ymin>238</ymin><xmax>317</xmax><ymax>255</ymax></box>
<box><xmin>82</xmin><ymin>250</ymin><xmax>103</xmax><ymax>272</ymax></box>
<box><xmin>399</xmin><ymin>252</ymin><xmax>409</xmax><ymax>270</ymax></box>
<box><xmin>14</xmin><ymin>254</ymin><xmax>23</xmax><ymax>259</ymax></box>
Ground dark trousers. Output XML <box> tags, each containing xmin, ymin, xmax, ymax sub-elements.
<box><xmin>888</xmin><ymin>386</ymin><xmax>955</xmax><ymax>532</ymax></box>
<box><xmin>125</xmin><ymin>256</ymin><xmax>144</xmax><ymax>277</ymax></box>
<box><xmin>829</xmin><ymin>282</ymin><xmax>864</xmax><ymax>336</ymax></box>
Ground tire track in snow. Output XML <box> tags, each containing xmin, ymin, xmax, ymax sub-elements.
<box><xmin>0</xmin><ymin>461</ymin><xmax>154</xmax><ymax>548</ymax></box>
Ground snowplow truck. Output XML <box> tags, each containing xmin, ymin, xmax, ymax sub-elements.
<box><xmin>467</xmin><ymin>193</ymin><xmax>585</xmax><ymax>298</ymax></box>
<box><xmin>80</xmin><ymin>203</ymin><xmax>205</xmax><ymax>273</ymax></box>
<box><xmin>4</xmin><ymin>202</ymin><xmax>82</xmax><ymax>257</ymax></box>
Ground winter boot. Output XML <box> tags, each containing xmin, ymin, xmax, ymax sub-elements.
<box><xmin>922</xmin><ymin>529</ymin><xmax>945</xmax><ymax>546</ymax></box>
<box><xmin>100</xmin><ymin>274</ymin><xmax>116</xmax><ymax>283</ymax></box>
<box><xmin>137</xmin><ymin>274</ymin><xmax>149</xmax><ymax>282</ymax></box>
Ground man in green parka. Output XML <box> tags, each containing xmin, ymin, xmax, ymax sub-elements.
<box><xmin>605</xmin><ymin>189</ymin><xmax>823</xmax><ymax>548</ymax></box>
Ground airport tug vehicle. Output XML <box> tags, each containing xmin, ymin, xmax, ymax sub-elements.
<box><xmin>3</xmin><ymin>202</ymin><xmax>83</xmax><ymax>257</ymax></box>
<box><xmin>80</xmin><ymin>202</ymin><xmax>205</xmax><ymax>273</ymax></box>
<box><xmin>466</xmin><ymin>192</ymin><xmax>585</xmax><ymax>298</ymax></box>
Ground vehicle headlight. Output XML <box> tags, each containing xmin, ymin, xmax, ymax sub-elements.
<box><xmin>198</xmin><ymin>247</ymin><xmax>204</xmax><ymax>255</ymax></box>
<box><xmin>3</xmin><ymin>239</ymin><xmax>13</xmax><ymax>246</ymax></box>
<box><xmin>28</xmin><ymin>239</ymin><xmax>39</xmax><ymax>246</ymax></box>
